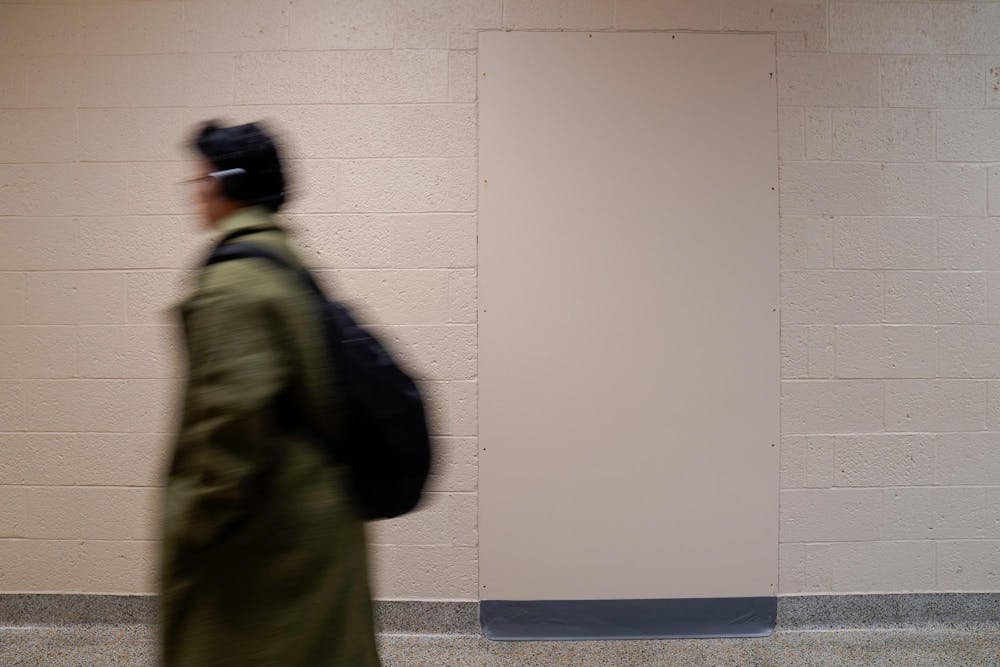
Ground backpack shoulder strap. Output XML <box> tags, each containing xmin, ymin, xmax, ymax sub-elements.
<box><xmin>207</xmin><ymin>241</ymin><xmax>292</xmax><ymax>269</ymax></box>
<box><xmin>207</xmin><ymin>242</ymin><xmax>325</xmax><ymax>297</ymax></box>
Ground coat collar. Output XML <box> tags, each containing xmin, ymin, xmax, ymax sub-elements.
<box><xmin>216</xmin><ymin>205</ymin><xmax>274</xmax><ymax>237</ymax></box>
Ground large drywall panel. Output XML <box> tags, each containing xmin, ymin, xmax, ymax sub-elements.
<box><xmin>479</xmin><ymin>31</ymin><xmax>779</xmax><ymax>601</ymax></box>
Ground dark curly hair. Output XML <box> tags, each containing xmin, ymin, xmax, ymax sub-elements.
<box><xmin>191</xmin><ymin>120</ymin><xmax>288</xmax><ymax>212</ymax></box>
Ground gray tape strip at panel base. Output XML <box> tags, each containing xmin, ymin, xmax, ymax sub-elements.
<box><xmin>480</xmin><ymin>597</ymin><xmax>777</xmax><ymax>641</ymax></box>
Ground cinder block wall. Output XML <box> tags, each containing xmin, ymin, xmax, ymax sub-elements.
<box><xmin>1</xmin><ymin>0</ymin><xmax>999</xmax><ymax>599</ymax></box>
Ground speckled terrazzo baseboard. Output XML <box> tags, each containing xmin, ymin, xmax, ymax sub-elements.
<box><xmin>779</xmin><ymin>593</ymin><xmax>1000</xmax><ymax>629</ymax></box>
<box><xmin>374</xmin><ymin>600</ymin><xmax>479</xmax><ymax>634</ymax></box>
<box><xmin>0</xmin><ymin>594</ymin><xmax>478</xmax><ymax>634</ymax></box>
<box><xmin>1</xmin><ymin>594</ymin><xmax>998</xmax><ymax>634</ymax></box>
<box><xmin>0</xmin><ymin>594</ymin><xmax>157</xmax><ymax>626</ymax></box>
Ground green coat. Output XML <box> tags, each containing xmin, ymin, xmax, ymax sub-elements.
<box><xmin>160</xmin><ymin>207</ymin><xmax>380</xmax><ymax>667</ymax></box>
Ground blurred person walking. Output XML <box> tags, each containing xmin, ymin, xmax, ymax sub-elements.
<box><xmin>160</xmin><ymin>121</ymin><xmax>381</xmax><ymax>666</ymax></box>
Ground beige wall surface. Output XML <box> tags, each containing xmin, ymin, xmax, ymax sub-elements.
<box><xmin>1</xmin><ymin>0</ymin><xmax>999</xmax><ymax>599</ymax></box>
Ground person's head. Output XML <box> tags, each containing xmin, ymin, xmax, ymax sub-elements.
<box><xmin>188</xmin><ymin>120</ymin><xmax>287</xmax><ymax>228</ymax></box>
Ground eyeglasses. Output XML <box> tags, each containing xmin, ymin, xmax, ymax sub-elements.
<box><xmin>179</xmin><ymin>168</ymin><xmax>247</xmax><ymax>184</ymax></box>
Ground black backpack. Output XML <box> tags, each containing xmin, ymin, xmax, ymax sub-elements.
<box><xmin>207</xmin><ymin>239</ymin><xmax>432</xmax><ymax>520</ymax></box>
